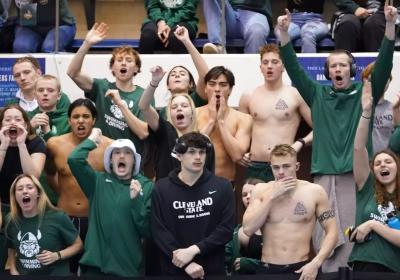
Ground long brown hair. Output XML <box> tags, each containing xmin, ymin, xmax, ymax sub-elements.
<box><xmin>370</xmin><ymin>149</ymin><xmax>400</xmax><ymax>209</ymax></box>
<box><xmin>0</xmin><ymin>104</ymin><xmax>36</xmax><ymax>140</ymax></box>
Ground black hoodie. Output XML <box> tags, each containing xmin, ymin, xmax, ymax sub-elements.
<box><xmin>151</xmin><ymin>168</ymin><xmax>235</xmax><ymax>276</ymax></box>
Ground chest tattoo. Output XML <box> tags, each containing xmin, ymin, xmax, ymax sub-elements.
<box><xmin>293</xmin><ymin>202</ymin><xmax>307</xmax><ymax>215</ymax></box>
<box><xmin>275</xmin><ymin>98</ymin><xmax>289</xmax><ymax>110</ymax></box>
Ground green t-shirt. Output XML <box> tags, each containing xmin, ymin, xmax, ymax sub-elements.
<box><xmin>6</xmin><ymin>210</ymin><xmax>78</xmax><ymax>276</ymax></box>
<box><xmin>349</xmin><ymin>174</ymin><xmax>400</xmax><ymax>271</ymax></box>
<box><xmin>85</xmin><ymin>78</ymin><xmax>153</xmax><ymax>157</ymax></box>
<box><xmin>280</xmin><ymin>38</ymin><xmax>394</xmax><ymax>174</ymax></box>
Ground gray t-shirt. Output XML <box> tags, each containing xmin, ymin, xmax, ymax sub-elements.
<box><xmin>373</xmin><ymin>99</ymin><xmax>393</xmax><ymax>154</ymax></box>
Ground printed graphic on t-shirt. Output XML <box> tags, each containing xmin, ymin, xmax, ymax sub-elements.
<box><xmin>374</xmin><ymin>113</ymin><xmax>393</xmax><ymax>129</ymax></box>
<box><xmin>173</xmin><ymin>196</ymin><xmax>213</xmax><ymax>219</ymax></box>
<box><xmin>160</xmin><ymin>0</ymin><xmax>184</xmax><ymax>9</ymax></box>
<box><xmin>17</xmin><ymin>230</ymin><xmax>42</xmax><ymax>269</ymax></box>
<box><xmin>376</xmin><ymin>202</ymin><xmax>396</xmax><ymax>222</ymax></box>
<box><xmin>105</xmin><ymin>99</ymin><xmax>133</xmax><ymax>131</ymax></box>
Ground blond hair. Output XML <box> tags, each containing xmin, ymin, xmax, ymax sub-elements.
<box><xmin>6</xmin><ymin>174</ymin><xmax>58</xmax><ymax>231</ymax></box>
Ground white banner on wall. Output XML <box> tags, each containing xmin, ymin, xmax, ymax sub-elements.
<box><xmin>1</xmin><ymin>53</ymin><xmax>399</xmax><ymax>108</ymax></box>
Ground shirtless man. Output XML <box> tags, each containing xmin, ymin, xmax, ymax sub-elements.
<box><xmin>239</xmin><ymin>44</ymin><xmax>312</xmax><ymax>182</ymax></box>
<box><xmin>45</xmin><ymin>98</ymin><xmax>112</xmax><ymax>272</ymax></box>
<box><xmin>243</xmin><ymin>144</ymin><xmax>337</xmax><ymax>279</ymax></box>
<box><xmin>197</xmin><ymin>66</ymin><xmax>252</xmax><ymax>182</ymax></box>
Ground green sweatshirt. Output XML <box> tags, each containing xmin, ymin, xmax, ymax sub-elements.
<box><xmin>67</xmin><ymin>139</ymin><xmax>153</xmax><ymax>277</ymax></box>
<box><xmin>280</xmin><ymin>37</ymin><xmax>394</xmax><ymax>175</ymax></box>
<box><xmin>6</xmin><ymin>92</ymin><xmax>71</xmax><ymax>113</ymax></box>
<box><xmin>225</xmin><ymin>225</ymin><xmax>259</xmax><ymax>275</ymax></box>
<box><xmin>27</xmin><ymin>108</ymin><xmax>70</xmax><ymax>142</ymax></box>
<box><xmin>144</xmin><ymin>0</ymin><xmax>198</xmax><ymax>33</ymax></box>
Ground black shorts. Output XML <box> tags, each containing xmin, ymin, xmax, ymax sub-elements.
<box><xmin>257</xmin><ymin>260</ymin><xmax>310</xmax><ymax>275</ymax></box>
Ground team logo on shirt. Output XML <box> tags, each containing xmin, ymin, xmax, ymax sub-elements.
<box><xmin>173</xmin><ymin>196</ymin><xmax>213</xmax><ymax>219</ymax></box>
<box><xmin>110</xmin><ymin>103</ymin><xmax>124</xmax><ymax>119</ymax></box>
<box><xmin>375</xmin><ymin>202</ymin><xmax>396</xmax><ymax>222</ymax></box>
<box><xmin>15</xmin><ymin>0</ymin><xmax>32</xmax><ymax>8</ymax></box>
<box><xmin>18</xmin><ymin>230</ymin><xmax>42</xmax><ymax>258</ymax></box>
<box><xmin>160</xmin><ymin>0</ymin><xmax>184</xmax><ymax>8</ymax></box>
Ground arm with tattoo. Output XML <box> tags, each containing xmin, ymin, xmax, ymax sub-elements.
<box><xmin>312</xmin><ymin>187</ymin><xmax>338</xmax><ymax>267</ymax></box>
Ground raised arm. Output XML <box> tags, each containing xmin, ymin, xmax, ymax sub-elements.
<box><xmin>296</xmin><ymin>185</ymin><xmax>338</xmax><ymax>280</ymax></box>
<box><xmin>384</xmin><ymin>0</ymin><xmax>396</xmax><ymax>41</ymax></box>
<box><xmin>370</xmin><ymin>1</ymin><xmax>396</xmax><ymax>101</ymax></box>
<box><xmin>353</xmin><ymin>79</ymin><xmax>373</xmax><ymax>190</ymax></box>
<box><xmin>277</xmin><ymin>10</ymin><xmax>319</xmax><ymax>106</ymax></box>
<box><xmin>174</xmin><ymin>26</ymin><xmax>208</xmax><ymax>100</ymax></box>
<box><xmin>67</xmin><ymin>23</ymin><xmax>109</xmax><ymax>92</ymax></box>
<box><xmin>276</xmin><ymin>9</ymin><xmax>292</xmax><ymax>47</ymax></box>
<box><xmin>138</xmin><ymin>66</ymin><xmax>166</xmax><ymax>131</ymax></box>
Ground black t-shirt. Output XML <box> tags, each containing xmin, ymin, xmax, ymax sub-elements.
<box><xmin>149</xmin><ymin>117</ymin><xmax>215</xmax><ymax>181</ymax></box>
<box><xmin>0</xmin><ymin>136</ymin><xmax>46</xmax><ymax>204</ymax></box>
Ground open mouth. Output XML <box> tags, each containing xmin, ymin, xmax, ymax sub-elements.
<box><xmin>334</xmin><ymin>76</ymin><xmax>343</xmax><ymax>81</ymax></box>
<box><xmin>9</xmin><ymin>127</ymin><xmax>17</xmax><ymax>136</ymax></box>
<box><xmin>176</xmin><ymin>114</ymin><xmax>184</xmax><ymax>121</ymax></box>
<box><xmin>380</xmin><ymin>170</ymin><xmax>390</xmax><ymax>177</ymax></box>
<box><xmin>77</xmin><ymin>125</ymin><xmax>86</xmax><ymax>131</ymax></box>
<box><xmin>22</xmin><ymin>197</ymin><xmax>31</xmax><ymax>204</ymax></box>
<box><xmin>118</xmin><ymin>162</ymin><xmax>126</xmax><ymax>168</ymax></box>
<box><xmin>120</xmin><ymin>68</ymin><xmax>127</xmax><ymax>74</ymax></box>
<box><xmin>267</xmin><ymin>71</ymin><xmax>273</xmax><ymax>75</ymax></box>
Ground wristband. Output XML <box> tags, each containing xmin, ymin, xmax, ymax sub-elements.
<box><xmin>297</xmin><ymin>138</ymin><xmax>306</xmax><ymax>147</ymax></box>
<box><xmin>361</xmin><ymin>115</ymin><xmax>371</xmax><ymax>119</ymax></box>
<box><xmin>57</xmin><ymin>251</ymin><xmax>61</xmax><ymax>260</ymax></box>
<box><xmin>149</xmin><ymin>81</ymin><xmax>159</xmax><ymax>88</ymax></box>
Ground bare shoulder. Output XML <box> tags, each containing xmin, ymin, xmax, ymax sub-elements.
<box><xmin>283</xmin><ymin>85</ymin><xmax>302</xmax><ymax>99</ymax></box>
<box><xmin>298</xmin><ymin>180</ymin><xmax>327</xmax><ymax>198</ymax></box>
<box><xmin>196</xmin><ymin>105</ymin><xmax>207</xmax><ymax>116</ymax></box>
<box><xmin>47</xmin><ymin>134</ymin><xmax>69</xmax><ymax>151</ymax></box>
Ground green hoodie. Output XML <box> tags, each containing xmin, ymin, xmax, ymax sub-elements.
<box><xmin>144</xmin><ymin>0</ymin><xmax>199</xmax><ymax>33</ymax></box>
<box><xmin>280</xmin><ymin>37</ymin><xmax>394</xmax><ymax>175</ymax></box>
<box><xmin>68</xmin><ymin>139</ymin><xmax>153</xmax><ymax>277</ymax></box>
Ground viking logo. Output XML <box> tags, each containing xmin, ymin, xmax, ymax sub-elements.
<box><xmin>377</xmin><ymin>202</ymin><xmax>396</xmax><ymax>221</ymax></box>
<box><xmin>110</xmin><ymin>99</ymin><xmax>128</xmax><ymax>120</ymax></box>
<box><xmin>18</xmin><ymin>230</ymin><xmax>42</xmax><ymax>258</ymax></box>
<box><xmin>160</xmin><ymin>0</ymin><xmax>184</xmax><ymax>8</ymax></box>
